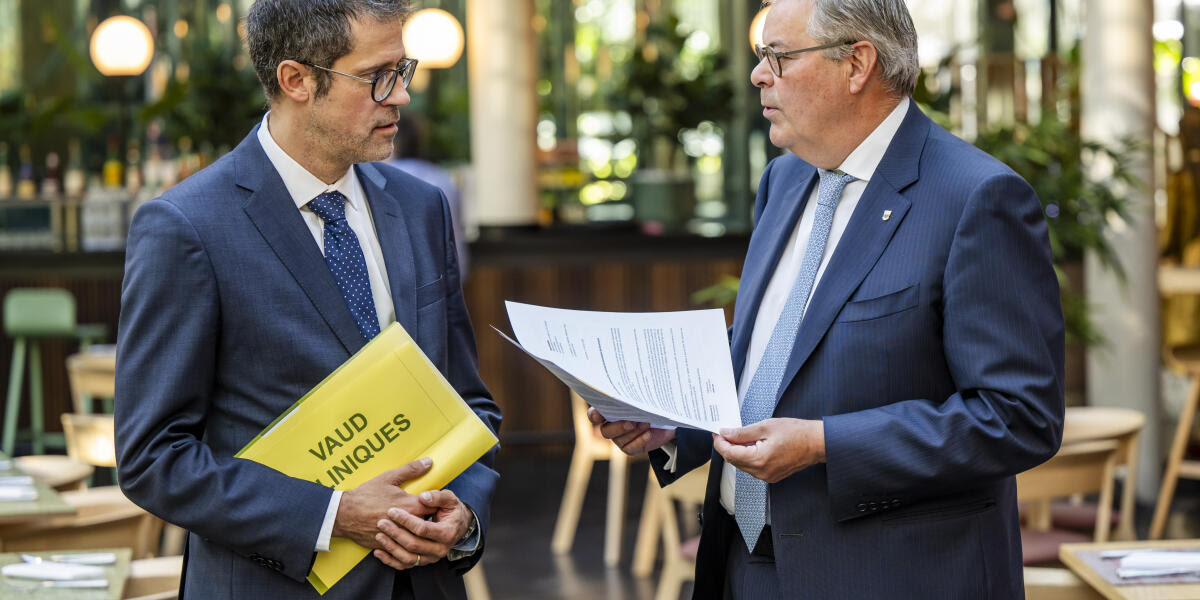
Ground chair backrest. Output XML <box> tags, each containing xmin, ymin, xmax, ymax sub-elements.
<box><xmin>66</xmin><ymin>351</ymin><xmax>117</xmax><ymax>413</ymax></box>
<box><xmin>3</xmin><ymin>288</ymin><xmax>76</xmax><ymax>336</ymax></box>
<box><xmin>1017</xmin><ymin>439</ymin><xmax>1121</xmax><ymax>541</ymax></box>
<box><xmin>62</xmin><ymin>413</ymin><xmax>117</xmax><ymax>468</ymax></box>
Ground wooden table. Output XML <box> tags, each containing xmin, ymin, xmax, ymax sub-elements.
<box><xmin>1061</xmin><ymin>539</ymin><xmax>1200</xmax><ymax>599</ymax></box>
<box><xmin>0</xmin><ymin>547</ymin><xmax>129</xmax><ymax>599</ymax></box>
<box><xmin>1048</xmin><ymin>407</ymin><xmax>1146</xmax><ymax>540</ymax></box>
<box><xmin>0</xmin><ymin>452</ymin><xmax>74</xmax><ymax>525</ymax></box>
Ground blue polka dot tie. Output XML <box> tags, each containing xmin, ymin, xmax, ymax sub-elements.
<box><xmin>733</xmin><ymin>169</ymin><xmax>856</xmax><ymax>551</ymax></box>
<box><xmin>308</xmin><ymin>191</ymin><xmax>381</xmax><ymax>343</ymax></box>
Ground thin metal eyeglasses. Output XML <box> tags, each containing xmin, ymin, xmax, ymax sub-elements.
<box><xmin>299</xmin><ymin>58</ymin><xmax>419</xmax><ymax>102</ymax></box>
<box><xmin>754</xmin><ymin>41</ymin><xmax>854</xmax><ymax>77</ymax></box>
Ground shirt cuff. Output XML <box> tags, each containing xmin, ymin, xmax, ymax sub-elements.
<box><xmin>661</xmin><ymin>440</ymin><xmax>679</xmax><ymax>472</ymax></box>
<box><xmin>315</xmin><ymin>490</ymin><xmax>342</xmax><ymax>552</ymax></box>
<box><xmin>446</xmin><ymin>510</ymin><xmax>481</xmax><ymax>561</ymax></box>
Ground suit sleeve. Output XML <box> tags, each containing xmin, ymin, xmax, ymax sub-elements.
<box><xmin>433</xmin><ymin>190</ymin><xmax>502</xmax><ymax>573</ymax></box>
<box><xmin>822</xmin><ymin>171</ymin><xmax>1065</xmax><ymax>521</ymax></box>
<box><xmin>115</xmin><ymin>199</ymin><xmax>333</xmax><ymax>583</ymax></box>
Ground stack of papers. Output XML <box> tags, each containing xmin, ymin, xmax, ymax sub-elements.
<box><xmin>1</xmin><ymin>561</ymin><xmax>104</xmax><ymax>581</ymax></box>
<box><xmin>1118</xmin><ymin>551</ymin><xmax>1200</xmax><ymax>578</ymax></box>
<box><xmin>500</xmin><ymin>301</ymin><xmax>742</xmax><ymax>432</ymax></box>
<box><xmin>0</xmin><ymin>474</ymin><xmax>37</xmax><ymax>502</ymax></box>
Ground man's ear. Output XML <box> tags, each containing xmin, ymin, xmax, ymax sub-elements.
<box><xmin>276</xmin><ymin>60</ymin><xmax>312</xmax><ymax>103</ymax></box>
<box><xmin>845</xmin><ymin>41</ymin><xmax>879</xmax><ymax>95</ymax></box>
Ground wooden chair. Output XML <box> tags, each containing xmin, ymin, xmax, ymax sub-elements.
<box><xmin>123</xmin><ymin>555</ymin><xmax>182</xmax><ymax>600</ymax></box>
<box><xmin>1151</xmin><ymin>345</ymin><xmax>1200</xmax><ymax>539</ymax></box>
<box><xmin>0</xmin><ymin>485</ymin><xmax>164</xmax><ymax>559</ymax></box>
<box><xmin>66</xmin><ymin>348</ymin><xmax>117</xmax><ymax>414</ymax></box>
<box><xmin>1016</xmin><ymin>438</ymin><xmax>1122</xmax><ymax>564</ymax></box>
<box><xmin>551</xmin><ymin>391</ymin><xmax>645</xmax><ymax>566</ymax></box>
<box><xmin>1045</xmin><ymin>406</ymin><xmax>1145</xmax><ymax>541</ymax></box>
<box><xmin>652</xmin><ymin>463</ymin><xmax>708</xmax><ymax>600</ymax></box>
<box><xmin>61</xmin><ymin>412</ymin><xmax>117</xmax><ymax>468</ymax></box>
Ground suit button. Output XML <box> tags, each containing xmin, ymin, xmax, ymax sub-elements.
<box><xmin>892</xmin><ymin>499</ymin><xmax>901</xmax><ymax>507</ymax></box>
<box><xmin>856</xmin><ymin>503</ymin><xmax>867</xmax><ymax>512</ymax></box>
<box><xmin>868</xmin><ymin>502</ymin><xmax>878</xmax><ymax>511</ymax></box>
<box><xmin>697</xmin><ymin>512</ymin><xmax>704</xmax><ymax>528</ymax></box>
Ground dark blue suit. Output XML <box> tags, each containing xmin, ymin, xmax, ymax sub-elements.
<box><xmin>656</xmin><ymin>103</ymin><xmax>1064</xmax><ymax>598</ymax></box>
<box><xmin>115</xmin><ymin>126</ymin><xmax>500</xmax><ymax>599</ymax></box>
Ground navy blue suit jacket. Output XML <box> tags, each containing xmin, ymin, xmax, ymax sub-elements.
<box><xmin>115</xmin><ymin>126</ymin><xmax>500</xmax><ymax>599</ymax></box>
<box><xmin>656</xmin><ymin>103</ymin><xmax>1064</xmax><ymax>598</ymax></box>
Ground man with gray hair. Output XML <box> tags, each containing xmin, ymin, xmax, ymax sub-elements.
<box><xmin>115</xmin><ymin>1</ymin><xmax>499</xmax><ymax>598</ymax></box>
<box><xmin>592</xmin><ymin>0</ymin><xmax>1064</xmax><ymax>597</ymax></box>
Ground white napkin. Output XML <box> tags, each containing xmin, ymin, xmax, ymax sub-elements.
<box><xmin>0</xmin><ymin>486</ymin><xmax>37</xmax><ymax>502</ymax></box>
<box><xmin>0</xmin><ymin>476</ymin><xmax>34</xmax><ymax>486</ymax></box>
<box><xmin>1</xmin><ymin>562</ymin><xmax>104</xmax><ymax>581</ymax></box>
<box><xmin>1119</xmin><ymin>551</ymin><xmax>1200</xmax><ymax>570</ymax></box>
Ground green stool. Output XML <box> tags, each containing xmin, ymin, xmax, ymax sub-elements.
<box><xmin>3</xmin><ymin>288</ymin><xmax>107</xmax><ymax>456</ymax></box>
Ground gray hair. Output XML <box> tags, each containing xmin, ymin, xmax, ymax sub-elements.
<box><xmin>807</xmin><ymin>0</ymin><xmax>919</xmax><ymax>98</ymax></box>
<box><xmin>246</xmin><ymin>0</ymin><xmax>412</xmax><ymax>102</ymax></box>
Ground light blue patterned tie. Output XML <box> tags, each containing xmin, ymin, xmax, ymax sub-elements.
<box><xmin>734</xmin><ymin>169</ymin><xmax>856</xmax><ymax>551</ymax></box>
<box><xmin>308</xmin><ymin>191</ymin><xmax>381</xmax><ymax>343</ymax></box>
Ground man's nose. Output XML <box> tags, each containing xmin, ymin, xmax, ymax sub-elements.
<box><xmin>750</xmin><ymin>58</ymin><xmax>772</xmax><ymax>88</ymax></box>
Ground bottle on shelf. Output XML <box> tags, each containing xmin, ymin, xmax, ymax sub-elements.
<box><xmin>102</xmin><ymin>137</ymin><xmax>123</xmax><ymax>189</ymax></box>
<box><xmin>0</xmin><ymin>143</ymin><xmax>12</xmax><ymax>198</ymax></box>
<box><xmin>63</xmin><ymin>140</ymin><xmax>86</xmax><ymax>199</ymax></box>
<box><xmin>125</xmin><ymin>142</ymin><xmax>142</xmax><ymax>197</ymax></box>
<box><xmin>16</xmin><ymin>144</ymin><xmax>36</xmax><ymax>200</ymax></box>
<box><xmin>62</xmin><ymin>141</ymin><xmax>86</xmax><ymax>252</ymax></box>
<box><xmin>41</xmin><ymin>151</ymin><xmax>61</xmax><ymax>198</ymax></box>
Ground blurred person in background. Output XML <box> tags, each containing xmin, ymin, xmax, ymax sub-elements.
<box><xmin>386</xmin><ymin>112</ymin><xmax>468</xmax><ymax>279</ymax></box>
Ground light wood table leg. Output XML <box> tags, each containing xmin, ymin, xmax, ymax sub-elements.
<box><xmin>1115</xmin><ymin>431</ymin><xmax>1139</xmax><ymax>541</ymax></box>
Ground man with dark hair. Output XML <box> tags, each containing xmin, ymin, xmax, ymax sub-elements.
<box><xmin>592</xmin><ymin>0</ymin><xmax>1064</xmax><ymax>597</ymax></box>
<box><xmin>115</xmin><ymin>1</ymin><xmax>499</xmax><ymax>598</ymax></box>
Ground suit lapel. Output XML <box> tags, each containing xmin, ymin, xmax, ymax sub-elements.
<box><xmin>729</xmin><ymin>165</ymin><xmax>818</xmax><ymax>382</ymax></box>
<box><xmin>236</xmin><ymin>127</ymin><xmax>364</xmax><ymax>355</ymax></box>
<box><xmin>356</xmin><ymin>163</ymin><xmax>418</xmax><ymax>337</ymax></box>
<box><xmin>775</xmin><ymin>104</ymin><xmax>930</xmax><ymax>404</ymax></box>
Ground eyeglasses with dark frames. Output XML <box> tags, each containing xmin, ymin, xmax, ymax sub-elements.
<box><xmin>754</xmin><ymin>41</ymin><xmax>854</xmax><ymax>77</ymax></box>
<box><xmin>299</xmin><ymin>58</ymin><xmax>419</xmax><ymax>103</ymax></box>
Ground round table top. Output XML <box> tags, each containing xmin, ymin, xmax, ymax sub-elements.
<box><xmin>1061</xmin><ymin>406</ymin><xmax>1145</xmax><ymax>445</ymax></box>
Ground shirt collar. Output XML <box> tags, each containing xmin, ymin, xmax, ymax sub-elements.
<box><xmin>256</xmin><ymin>113</ymin><xmax>363</xmax><ymax>214</ymax></box>
<box><xmin>834</xmin><ymin>97</ymin><xmax>910</xmax><ymax>183</ymax></box>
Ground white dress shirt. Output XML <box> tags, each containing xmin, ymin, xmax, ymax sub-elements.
<box><xmin>257</xmin><ymin>114</ymin><xmax>396</xmax><ymax>552</ymax></box>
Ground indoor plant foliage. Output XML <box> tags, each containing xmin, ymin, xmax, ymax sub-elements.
<box><xmin>973</xmin><ymin>116</ymin><xmax>1141</xmax><ymax>346</ymax></box>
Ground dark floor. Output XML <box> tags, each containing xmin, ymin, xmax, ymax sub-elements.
<box><xmin>483</xmin><ymin>447</ymin><xmax>674</xmax><ymax>600</ymax></box>
<box><xmin>480</xmin><ymin>447</ymin><xmax>1200</xmax><ymax>600</ymax></box>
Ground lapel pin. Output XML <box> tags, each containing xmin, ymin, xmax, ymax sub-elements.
<box><xmin>882</xmin><ymin>209</ymin><xmax>892</xmax><ymax>221</ymax></box>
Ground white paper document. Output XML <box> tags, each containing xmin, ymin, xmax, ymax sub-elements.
<box><xmin>500</xmin><ymin>301</ymin><xmax>741</xmax><ymax>432</ymax></box>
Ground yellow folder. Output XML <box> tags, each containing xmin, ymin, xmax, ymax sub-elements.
<box><xmin>235</xmin><ymin>322</ymin><xmax>499</xmax><ymax>594</ymax></box>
